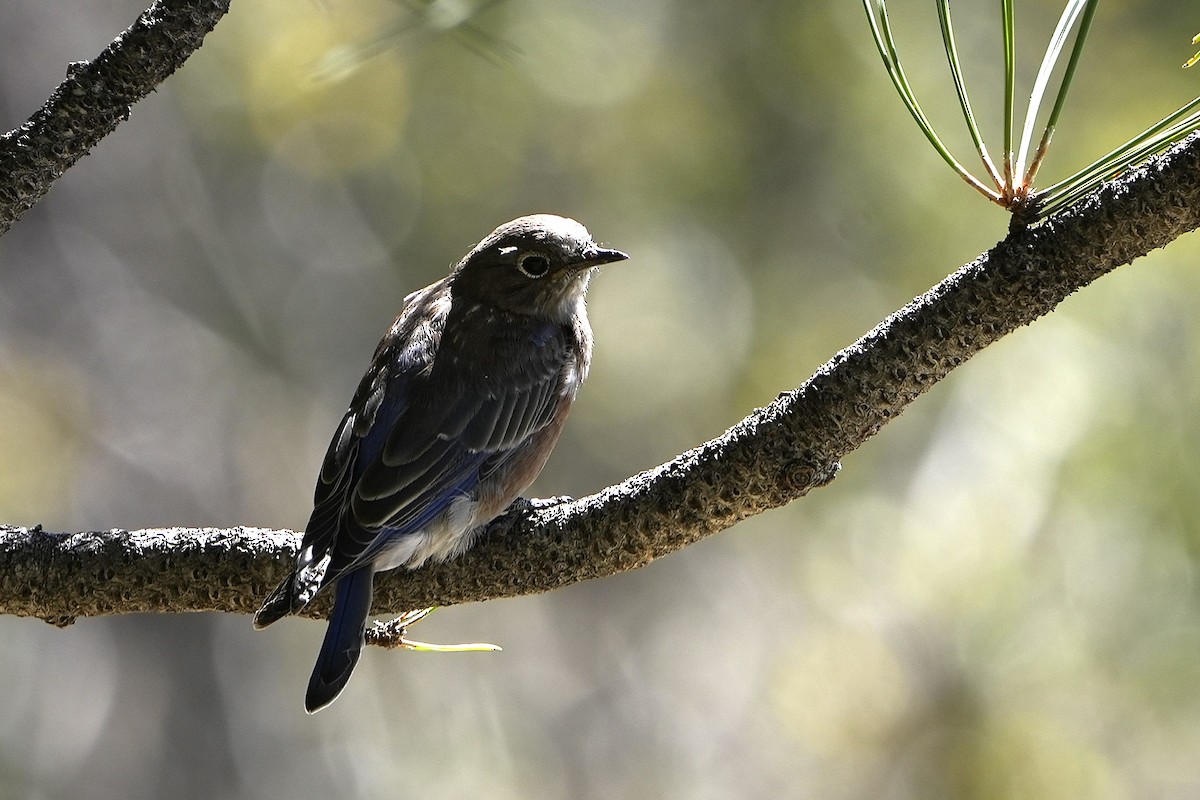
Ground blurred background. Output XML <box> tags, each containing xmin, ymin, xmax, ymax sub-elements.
<box><xmin>2</xmin><ymin>0</ymin><xmax>1200</xmax><ymax>797</ymax></box>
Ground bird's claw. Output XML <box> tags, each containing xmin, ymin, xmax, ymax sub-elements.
<box><xmin>513</xmin><ymin>495</ymin><xmax>576</xmax><ymax>512</ymax></box>
<box><xmin>486</xmin><ymin>495</ymin><xmax>575</xmax><ymax>538</ymax></box>
<box><xmin>365</xmin><ymin>608</ymin><xmax>501</xmax><ymax>653</ymax></box>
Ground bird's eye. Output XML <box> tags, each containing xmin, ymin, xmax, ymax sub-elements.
<box><xmin>517</xmin><ymin>252</ymin><xmax>551</xmax><ymax>278</ymax></box>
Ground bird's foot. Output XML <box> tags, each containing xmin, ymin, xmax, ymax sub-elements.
<box><xmin>512</xmin><ymin>495</ymin><xmax>576</xmax><ymax>512</ymax></box>
<box><xmin>365</xmin><ymin>608</ymin><xmax>435</xmax><ymax>649</ymax></box>
<box><xmin>486</xmin><ymin>495</ymin><xmax>575</xmax><ymax>538</ymax></box>
<box><xmin>365</xmin><ymin>608</ymin><xmax>501</xmax><ymax>653</ymax></box>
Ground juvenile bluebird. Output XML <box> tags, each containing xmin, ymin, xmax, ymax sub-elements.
<box><xmin>254</xmin><ymin>214</ymin><xmax>627</xmax><ymax>713</ymax></box>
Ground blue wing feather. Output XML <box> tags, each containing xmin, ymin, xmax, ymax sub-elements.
<box><xmin>280</xmin><ymin>287</ymin><xmax>578</xmax><ymax>606</ymax></box>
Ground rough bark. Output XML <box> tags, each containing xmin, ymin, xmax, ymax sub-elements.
<box><xmin>0</xmin><ymin>0</ymin><xmax>231</xmax><ymax>235</ymax></box>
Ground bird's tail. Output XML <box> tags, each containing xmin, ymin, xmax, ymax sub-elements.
<box><xmin>305</xmin><ymin>566</ymin><xmax>374</xmax><ymax>713</ymax></box>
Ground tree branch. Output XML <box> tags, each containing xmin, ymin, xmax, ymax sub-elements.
<box><xmin>3</xmin><ymin>132</ymin><xmax>1198</xmax><ymax>627</ymax></box>
<box><xmin>0</xmin><ymin>0</ymin><xmax>230</xmax><ymax>236</ymax></box>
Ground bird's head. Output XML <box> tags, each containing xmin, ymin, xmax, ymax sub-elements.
<box><xmin>449</xmin><ymin>214</ymin><xmax>628</xmax><ymax>320</ymax></box>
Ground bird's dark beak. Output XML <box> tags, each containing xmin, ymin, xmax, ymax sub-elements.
<box><xmin>576</xmin><ymin>246</ymin><xmax>629</xmax><ymax>269</ymax></box>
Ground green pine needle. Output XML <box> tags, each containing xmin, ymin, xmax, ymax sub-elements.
<box><xmin>937</xmin><ymin>0</ymin><xmax>1003</xmax><ymax>188</ymax></box>
<box><xmin>863</xmin><ymin>0</ymin><xmax>1001</xmax><ymax>201</ymax></box>
<box><xmin>863</xmin><ymin>1</ymin><xmax>1200</xmax><ymax>222</ymax></box>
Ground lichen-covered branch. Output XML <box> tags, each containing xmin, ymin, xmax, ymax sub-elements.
<box><xmin>0</xmin><ymin>0</ymin><xmax>231</xmax><ymax>235</ymax></box>
<box><xmin>0</xmin><ymin>526</ymin><xmax>284</xmax><ymax>626</ymax></box>
<box><xmin>2</xmin><ymin>132</ymin><xmax>1198</xmax><ymax>627</ymax></box>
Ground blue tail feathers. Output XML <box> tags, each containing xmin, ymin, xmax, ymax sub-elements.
<box><xmin>305</xmin><ymin>566</ymin><xmax>374</xmax><ymax>713</ymax></box>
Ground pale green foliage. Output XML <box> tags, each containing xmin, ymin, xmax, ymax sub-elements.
<box><xmin>865</xmin><ymin>0</ymin><xmax>1200</xmax><ymax>219</ymax></box>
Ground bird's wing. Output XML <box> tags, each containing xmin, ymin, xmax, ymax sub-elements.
<box><xmin>301</xmin><ymin>306</ymin><xmax>576</xmax><ymax>590</ymax></box>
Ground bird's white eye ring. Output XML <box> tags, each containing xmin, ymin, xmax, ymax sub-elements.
<box><xmin>517</xmin><ymin>252</ymin><xmax>551</xmax><ymax>278</ymax></box>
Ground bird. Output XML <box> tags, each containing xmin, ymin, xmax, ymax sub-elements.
<box><xmin>253</xmin><ymin>214</ymin><xmax>628</xmax><ymax>713</ymax></box>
